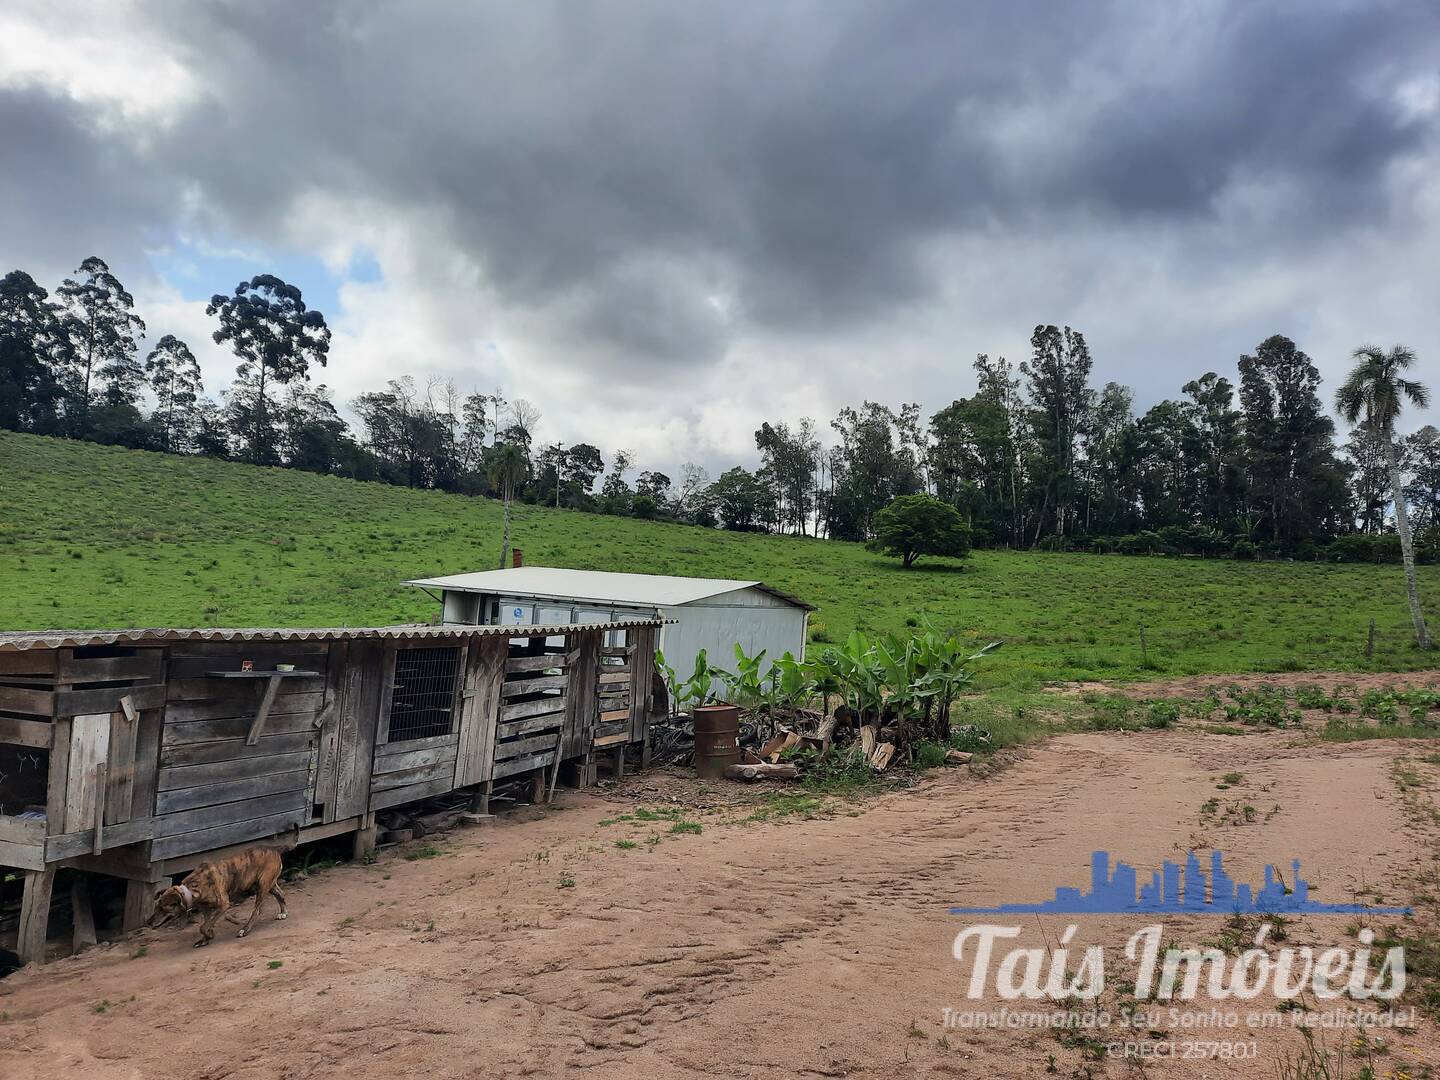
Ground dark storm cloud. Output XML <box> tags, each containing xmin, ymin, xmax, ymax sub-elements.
<box><xmin>4</xmin><ymin>0</ymin><xmax>1438</xmax><ymax>368</ymax></box>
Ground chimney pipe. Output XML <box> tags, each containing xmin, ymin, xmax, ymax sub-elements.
<box><xmin>512</xmin><ymin>548</ymin><xmax>523</xmax><ymax>568</ymax></box>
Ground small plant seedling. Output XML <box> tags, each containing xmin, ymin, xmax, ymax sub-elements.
<box><xmin>129</xmin><ymin>944</ymin><xmax>148</xmax><ymax>959</ymax></box>
<box><xmin>404</xmin><ymin>845</ymin><xmax>442</xmax><ymax>861</ymax></box>
<box><xmin>669</xmin><ymin>820</ymin><xmax>702</xmax><ymax>835</ymax></box>
<box><xmin>614</xmin><ymin>839</ymin><xmax>638</xmax><ymax>850</ymax></box>
<box><xmin>267</xmin><ymin>960</ymin><xmax>283</xmax><ymax>969</ymax></box>
<box><xmin>92</xmin><ymin>1000</ymin><xmax>110</xmax><ymax>1014</ymax></box>
<box><xmin>558</xmin><ymin>873</ymin><xmax>576</xmax><ymax>888</ymax></box>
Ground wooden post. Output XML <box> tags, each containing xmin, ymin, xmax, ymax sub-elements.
<box><xmin>124</xmin><ymin>875</ymin><xmax>165</xmax><ymax>933</ymax></box>
<box><xmin>530</xmin><ymin>766</ymin><xmax>547</xmax><ymax>805</ymax></box>
<box><xmin>71</xmin><ymin>876</ymin><xmax>97</xmax><ymax>951</ymax></box>
<box><xmin>18</xmin><ymin>868</ymin><xmax>56</xmax><ymax>965</ymax></box>
<box><xmin>1139</xmin><ymin>624</ymin><xmax>1148</xmax><ymax>666</ymax></box>
<box><xmin>352</xmin><ymin>812</ymin><xmax>378</xmax><ymax>861</ymax></box>
<box><xmin>1366</xmin><ymin>618</ymin><xmax>1376</xmax><ymax>659</ymax></box>
<box><xmin>612</xmin><ymin>747</ymin><xmax>626</xmax><ymax>781</ymax></box>
<box><xmin>468</xmin><ymin>782</ymin><xmax>491</xmax><ymax>814</ymax></box>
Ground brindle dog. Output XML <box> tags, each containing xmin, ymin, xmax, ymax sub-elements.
<box><xmin>149</xmin><ymin>846</ymin><xmax>288</xmax><ymax>947</ymax></box>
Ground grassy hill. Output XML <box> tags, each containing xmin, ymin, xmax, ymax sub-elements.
<box><xmin>1</xmin><ymin>430</ymin><xmax>1436</xmax><ymax>688</ymax></box>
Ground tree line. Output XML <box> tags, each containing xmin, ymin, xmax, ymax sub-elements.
<box><xmin>3</xmin><ymin>258</ymin><xmax>1438</xmax><ymax>566</ymax></box>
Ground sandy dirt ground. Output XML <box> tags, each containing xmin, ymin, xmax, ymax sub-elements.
<box><xmin>1</xmin><ymin>722</ymin><xmax>1438</xmax><ymax>1078</ymax></box>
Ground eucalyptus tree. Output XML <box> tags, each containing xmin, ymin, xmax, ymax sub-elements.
<box><xmin>1021</xmin><ymin>325</ymin><xmax>1094</xmax><ymax>541</ymax></box>
<box><xmin>1405</xmin><ymin>426</ymin><xmax>1440</xmax><ymax>531</ymax></box>
<box><xmin>144</xmin><ymin>334</ymin><xmax>203</xmax><ymax>452</ymax></box>
<box><xmin>207</xmin><ymin>274</ymin><xmax>330</xmax><ymax>465</ymax></box>
<box><xmin>55</xmin><ymin>256</ymin><xmax>146</xmax><ymax>434</ymax></box>
<box><xmin>1335</xmin><ymin>345</ymin><xmax>1431</xmax><ymax>649</ymax></box>
<box><xmin>487</xmin><ymin>442</ymin><xmax>527</xmax><ymax>567</ymax></box>
<box><xmin>0</xmin><ymin>269</ymin><xmax>67</xmax><ymax>432</ymax></box>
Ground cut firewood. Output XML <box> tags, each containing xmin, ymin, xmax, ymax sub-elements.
<box><xmin>859</xmin><ymin>724</ymin><xmax>879</xmax><ymax>758</ymax></box>
<box><xmin>945</xmin><ymin>750</ymin><xmax>973</xmax><ymax>765</ymax></box>
<box><xmin>814</xmin><ymin>716</ymin><xmax>836</xmax><ymax>750</ymax></box>
<box><xmin>724</xmin><ymin>762</ymin><xmax>800</xmax><ymax>782</ymax></box>
<box><xmin>870</xmin><ymin>742</ymin><xmax>896</xmax><ymax>772</ymax></box>
<box><xmin>760</xmin><ymin>731</ymin><xmax>800</xmax><ymax>763</ymax></box>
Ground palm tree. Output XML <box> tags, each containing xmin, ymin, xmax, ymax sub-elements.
<box><xmin>487</xmin><ymin>442</ymin><xmax>527</xmax><ymax>569</ymax></box>
<box><xmin>1335</xmin><ymin>345</ymin><xmax>1432</xmax><ymax>649</ymax></box>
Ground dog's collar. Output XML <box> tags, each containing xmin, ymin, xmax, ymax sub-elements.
<box><xmin>176</xmin><ymin>884</ymin><xmax>195</xmax><ymax>910</ymax></box>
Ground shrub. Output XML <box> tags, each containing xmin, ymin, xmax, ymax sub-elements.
<box><xmin>866</xmin><ymin>494</ymin><xmax>971</xmax><ymax>568</ymax></box>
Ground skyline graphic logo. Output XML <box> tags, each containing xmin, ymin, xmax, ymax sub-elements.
<box><xmin>950</xmin><ymin>850</ymin><xmax>1412</xmax><ymax>916</ymax></box>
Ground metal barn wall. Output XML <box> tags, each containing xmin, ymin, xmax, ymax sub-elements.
<box><xmin>658</xmin><ymin>588</ymin><xmax>807</xmax><ymax>672</ymax></box>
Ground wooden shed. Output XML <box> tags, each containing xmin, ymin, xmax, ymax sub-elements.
<box><xmin>0</xmin><ymin>618</ymin><xmax>660</xmax><ymax>964</ymax></box>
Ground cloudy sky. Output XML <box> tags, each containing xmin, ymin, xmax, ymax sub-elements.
<box><xmin>3</xmin><ymin>0</ymin><xmax>1438</xmax><ymax>473</ymax></box>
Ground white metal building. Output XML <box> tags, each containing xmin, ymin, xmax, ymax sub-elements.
<box><xmin>404</xmin><ymin>567</ymin><xmax>812</xmax><ymax>676</ymax></box>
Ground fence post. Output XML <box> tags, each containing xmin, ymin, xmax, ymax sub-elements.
<box><xmin>1366</xmin><ymin>618</ymin><xmax>1376</xmax><ymax>660</ymax></box>
<box><xmin>1139</xmin><ymin>624</ymin><xmax>1149</xmax><ymax>667</ymax></box>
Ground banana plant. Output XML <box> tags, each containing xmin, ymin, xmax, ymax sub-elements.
<box><xmin>718</xmin><ymin>642</ymin><xmax>769</xmax><ymax>712</ymax></box>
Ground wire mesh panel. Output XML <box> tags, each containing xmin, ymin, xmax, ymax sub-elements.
<box><xmin>387</xmin><ymin>646</ymin><xmax>461</xmax><ymax>742</ymax></box>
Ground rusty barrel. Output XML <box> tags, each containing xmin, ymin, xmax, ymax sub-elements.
<box><xmin>692</xmin><ymin>703</ymin><xmax>741</xmax><ymax>778</ymax></box>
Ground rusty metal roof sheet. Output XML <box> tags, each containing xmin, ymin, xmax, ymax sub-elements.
<box><xmin>0</xmin><ymin>620</ymin><xmax>663</xmax><ymax>652</ymax></box>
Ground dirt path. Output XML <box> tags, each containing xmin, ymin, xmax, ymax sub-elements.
<box><xmin>2</xmin><ymin>728</ymin><xmax>1437</xmax><ymax>1079</ymax></box>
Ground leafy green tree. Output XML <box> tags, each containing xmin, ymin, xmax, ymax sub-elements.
<box><xmin>1022</xmin><ymin>325</ymin><xmax>1094</xmax><ymax>541</ymax></box>
<box><xmin>1405</xmin><ymin>425</ymin><xmax>1440</xmax><ymax>531</ymax></box>
<box><xmin>867</xmin><ymin>494</ymin><xmax>972</xmax><ymax>567</ymax></box>
<box><xmin>0</xmin><ymin>270</ymin><xmax>67</xmax><ymax>432</ymax></box>
<box><xmin>1180</xmin><ymin>373</ymin><xmax>1245</xmax><ymax>530</ymax></box>
<box><xmin>1335</xmin><ymin>345</ymin><xmax>1431</xmax><ymax>649</ymax></box>
<box><xmin>600</xmin><ymin>449</ymin><xmax>635</xmax><ymax>515</ymax></box>
<box><xmin>707</xmin><ymin>466</ymin><xmax>769</xmax><ymax>531</ymax></box>
<box><xmin>144</xmin><ymin>334</ymin><xmax>203</xmax><ymax>452</ymax></box>
<box><xmin>1238</xmin><ymin>335</ymin><xmax>1343</xmax><ymax>545</ymax></box>
<box><xmin>55</xmin><ymin>257</ymin><xmax>146</xmax><ymax>434</ymax></box>
<box><xmin>487</xmin><ymin>442</ymin><xmax>527</xmax><ymax>567</ymax></box>
<box><xmin>207</xmin><ymin>274</ymin><xmax>330</xmax><ymax>465</ymax></box>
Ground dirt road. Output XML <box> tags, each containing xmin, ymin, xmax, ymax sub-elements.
<box><xmin>2</xmin><ymin>727</ymin><xmax>1436</xmax><ymax>1078</ymax></box>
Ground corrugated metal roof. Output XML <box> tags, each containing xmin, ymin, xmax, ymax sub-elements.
<box><xmin>404</xmin><ymin>566</ymin><xmax>813</xmax><ymax>609</ymax></box>
<box><xmin>0</xmin><ymin>620</ymin><xmax>662</xmax><ymax>652</ymax></box>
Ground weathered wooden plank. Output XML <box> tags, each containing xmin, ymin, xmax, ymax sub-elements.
<box><xmin>64</xmin><ymin>714</ymin><xmax>110</xmax><ymax>833</ymax></box>
<box><xmin>594</xmin><ymin>719</ymin><xmax>629</xmax><ymax>738</ymax></box>
<box><xmin>458</xmin><ymin>636</ymin><xmax>506</xmax><ymax>787</ymax></box>
<box><xmin>504</xmin><ymin>653</ymin><xmax>567</xmax><ymax>673</ymax></box>
<box><xmin>368</xmin><ymin>776</ymin><xmax>456</xmax><ymax>812</ymax></box>
<box><xmin>105</xmin><ymin>709</ymin><xmax>138</xmax><ymax>824</ymax></box>
<box><xmin>494</xmin><ymin>732</ymin><xmax>561</xmax><ymax>761</ymax></box>
<box><xmin>154</xmin><ymin>789</ymin><xmax>308</xmax><ymax>839</ymax></box>
<box><xmin>0</xmin><ymin>685</ymin><xmax>55</xmax><ymax>716</ymax></box>
<box><xmin>0</xmin><ymin>838</ymin><xmax>46</xmax><ymax>871</ymax></box>
<box><xmin>162</xmin><ymin>691</ymin><xmax>323</xmax><ymax>725</ymax></box>
<box><xmin>562</xmin><ymin>631</ymin><xmax>601</xmax><ymax>760</ymax></box>
<box><xmin>598</xmin><ymin>671</ymin><xmax>631</xmax><ymax>686</ymax></box>
<box><xmin>370</xmin><ymin>758</ymin><xmax>456</xmax><ymax>792</ymax></box>
<box><xmin>333</xmin><ymin>641</ymin><xmax>383</xmax><ymax>820</ymax></box>
<box><xmin>55</xmin><ymin>684</ymin><xmax>164</xmax><ymax>717</ymax></box>
<box><xmin>154</xmin><ymin>769</ymin><xmax>310</xmax><ymax>815</ymax></box>
<box><xmin>45</xmin><ymin>716</ymin><xmax>72</xmax><ymax>834</ymax></box>
<box><xmin>374</xmin><ymin>731</ymin><xmax>458</xmax><ymax>755</ymax></box>
<box><xmin>0</xmin><ymin>816</ymin><xmax>46</xmax><ymax>845</ymax></box>
<box><xmin>491</xmin><ymin>750</ymin><xmax>556</xmax><ymax>780</ymax></box>
<box><xmin>312</xmin><ymin>641</ymin><xmax>346</xmax><ymax>823</ymax></box>
<box><xmin>57</xmin><ymin>652</ymin><xmax>164</xmax><ymax>683</ymax></box>
<box><xmin>160</xmin><ymin>730</ymin><xmax>316</xmax><ymax>768</ymax></box>
<box><xmin>497</xmin><ymin>713</ymin><xmax>566</xmax><ymax>740</ymax></box>
<box><xmin>244</xmin><ymin>674</ymin><xmax>284</xmax><ymax>745</ymax></box>
<box><xmin>501</xmin><ymin>674</ymin><xmax>567</xmax><ymax>698</ymax></box>
<box><xmin>149</xmin><ymin>807</ymin><xmax>308</xmax><ymax>861</ymax></box>
<box><xmin>166</xmin><ymin>676</ymin><xmax>322</xmax><ymax>702</ymax></box>
<box><xmin>129</xmin><ymin>706</ymin><xmax>163</xmax><ymax>826</ymax></box>
<box><xmin>599</xmin><ymin>708</ymin><xmax>630</xmax><ymax>723</ymax></box>
<box><xmin>156</xmin><ymin>750</ymin><xmax>313</xmax><ymax>791</ymax></box>
<box><xmin>593</xmin><ymin>731</ymin><xmax>629</xmax><ymax>748</ymax></box>
<box><xmin>163</xmin><ymin>710</ymin><xmax>319</xmax><ymax>745</ymax></box>
<box><xmin>18</xmin><ymin>868</ymin><xmax>56</xmax><ymax>963</ymax></box>
<box><xmin>372</xmin><ymin>742</ymin><xmax>458</xmax><ymax>776</ymax></box>
<box><xmin>0</xmin><ymin>652</ymin><xmax>56</xmax><ymax>676</ymax></box>
<box><xmin>629</xmin><ymin>626</ymin><xmax>655</xmax><ymax>744</ymax></box>
<box><xmin>598</xmin><ymin>692</ymin><xmax>630</xmax><ymax>711</ymax></box>
<box><xmin>166</xmin><ymin>649</ymin><xmax>328</xmax><ymax>679</ymax></box>
<box><xmin>373</xmin><ymin>646</ymin><xmax>399</xmax><ymax>745</ymax></box>
<box><xmin>0</xmin><ymin>716</ymin><xmax>52</xmax><ymax>749</ymax></box>
<box><xmin>499</xmin><ymin>696</ymin><xmax>566</xmax><ymax>723</ymax></box>
<box><xmin>43</xmin><ymin>817</ymin><xmax>154</xmax><ymax>861</ymax></box>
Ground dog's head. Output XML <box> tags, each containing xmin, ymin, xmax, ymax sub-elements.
<box><xmin>148</xmin><ymin>884</ymin><xmax>196</xmax><ymax>928</ymax></box>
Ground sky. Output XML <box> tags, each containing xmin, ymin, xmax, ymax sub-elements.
<box><xmin>2</xmin><ymin>0</ymin><xmax>1438</xmax><ymax>476</ymax></box>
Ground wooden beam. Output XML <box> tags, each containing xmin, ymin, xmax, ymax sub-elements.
<box><xmin>245</xmin><ymin>674</ymin><xmax>284</xmax><ymax>745</ymax></box>
<box><xmin>54</xmin><ymin>683</ymin><xmax>164</xmax><ymax>717</ymax></box>
<box><xmin>0</xmin><ymin>685</ymin><xmax>55</xmax><ymax>716</ymax></box>
<box><xmin>71</xmin><ymin>877</ymin><xmax>97</xmax><ymax>950</ymax></box>
<box><xmin>0</xmin><ymin>716</ymin><xmax>51</xmax><ymax>749</ymax></box>
<box><xmin>18</xmin><ymin>868</ymin><xmax>56</xmax><ymax>965</ymax></box>
<box><xmin>123</xmin><ymin>876</ymin><xmax>165</xmax><ymax>932</ymax></box>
